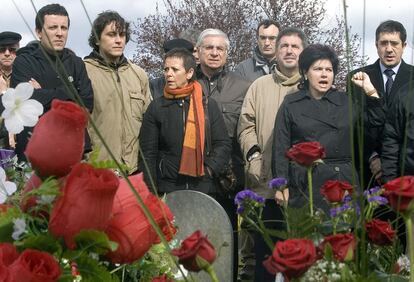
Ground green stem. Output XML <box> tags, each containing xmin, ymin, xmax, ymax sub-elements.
<box><xmin>206</xmin><ymin>265</ymin><xmax>219</xmax><ymax>282</ymax></box>
<box><xmin>405</xmin><ymin>215</ymin><xmax>414</xmax><ymax>282</ymax></box>
<box><xmin>307</xmin><ymin>167</ymin><xmax>314</xmax><ymax>217</ymax></box>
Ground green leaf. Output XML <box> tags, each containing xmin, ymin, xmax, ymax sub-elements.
<box><xmin>87</xmin><ymin>148</ymin><xmax>129</xmax><ymax>172</ymax></box>
<box><xmin>373</xmin><ymin>270</ymin><xmax>409</xmax><ymax>282</ymax></box>
<box><xmin>74</xmin><ymin>230</ymin><xmax>118</xmax><ymax>255</ymax></box>
<box><xmin>16</xmin><ymin>233</ymin><xmax>62</xmax><ymax>254</ymax></box>
<box><xmin>76</xmin><ymin>255</ymin><xmax>120</xmax><ymax>282</ymax></box>
<box><xmin>0</xmin><ymin>207</ymin><xmax>23</xmax><ymax>242</ymax></box>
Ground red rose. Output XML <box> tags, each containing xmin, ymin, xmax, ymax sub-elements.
<box><xmin>286</xmin><ymin>141</ymin><xmax>325</xmax><ymax>167</ymax></box>
<box><xmin>0</xmin><ymin>262</ymin><xmax>10</xmax><ymax>282</ymax></box>
<box><xmin>171</xmin><ymin>230</ymin><xmax>216</xmax><ymax>272</ymax></box>
<box><xmin>25</xmin><ymin>100</ymin><xmax>88</xmax><ymax>178</ymax></box>
<box><xmin>151</xmin><ymin>274</ymin><xmax>174</xmax><ymax>282</ymax></box>
<box><xmin>320</xmin><ymin>233</ymin><xmax>356</xmax><ymax>261</ymax></box>
<box><xmin>9</xmin><ymin>249</ymin><xmax>61</xmax><ymax>282</ymax></box>
<box><xmin>48</xmin><ymin>163</ymin><xmax>119</xmax><ymax>249</ymax></box>
<box><xmin>263</xmin><ymin>238</ymin><xmax>316</xmax><ymax>280</ymax></box>
<box><xmin>366</xmin><ymin>219</ymin><xmax>395</xmax><ymax>246</ymax></box>
<box><xmin>320</xmin><ymin>180</ymin><xmax>353</xmax><ymax>203</ymax></box>
<box><xmin>106</xmin><ymin>174</ymin><xmax>175</xmax><ymax>263</ymax></box>
<box><xmin>0</xmin><ymin>243</ymin><xmax>19</xmax><ymax>266</ymax></box>
<box><xmin>383</xmin><ymin>176</ymin><xmax>414</xmax><ymax>213</ymax></box>
<box><xmin>0</xmin><ymin>204</ymin><xmax>12</xmax><ymax>213</ymax></box>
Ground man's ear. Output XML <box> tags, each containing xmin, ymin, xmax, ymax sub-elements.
<box><xmin>35</xmin><ymin>29</ymin><xmax>42</xmax><ymax>40</ymax></box>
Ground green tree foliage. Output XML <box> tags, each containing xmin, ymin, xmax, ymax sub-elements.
<box><xmin>132</xmin><ymin>0</ymin><xmax>366</xmax><ymax>89</ymax></box>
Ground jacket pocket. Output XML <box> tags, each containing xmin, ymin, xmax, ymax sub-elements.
<box><xmin>221</xmin><ymin>102</ymin><xmax>242</xmax><ymax>137</ymax></box>
<box><xmin>129</xmin><ymin>90</ymin><xmax>146</xmax><ymax>121</ymax></box>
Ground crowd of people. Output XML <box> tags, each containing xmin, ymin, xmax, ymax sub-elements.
<box><xmin>0</xmin><ymin>3</ymin><xmax>413</xmax><ymax>282</ymax></box>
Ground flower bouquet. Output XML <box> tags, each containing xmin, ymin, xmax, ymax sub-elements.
<box><xmin>236</xmin><ymin>141</ymin><xmax>413</xmax><ymax>281</ymax></box>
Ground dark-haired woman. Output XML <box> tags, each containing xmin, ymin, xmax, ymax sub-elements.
<box><xmin>272</xmin><ymin>44</ymin><xmax>384</xmax><ymax>212</ymax></box>
<box><xmin>139</xmin><ymin>48</ymin><xmax>231</xmax><ymax>195</ymax></box>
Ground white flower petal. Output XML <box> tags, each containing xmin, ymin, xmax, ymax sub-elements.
<box><xmin>0</xmin><ymin>191</ymin><xmax>6</xmax><ymax>204</ymax></box>
<box><xmin>20</xmin><ymin>99</ymin><xmax>44</xmax><ymax>117</ymax></box>
<box><xmin>4</xmin><ymin>114</ymin><xmax>24</xmax><ymax>134</ymax></box>
<box><xmin>0</xmin><ymin>167</ymin><xmax>6</xmax><ymax>182</ymax></box>
<box><xmin>4</xmin><ymin>182</ymin><xmax>17</xmax><ymax>195</ymax></box>
<box><xmin>14</xmin><ymin>83</ymin><xmax>34</xmax><ymax>101</ymax></box>
<box><xmin>1</xmin><ymin>89</ymin><xmax>17</xmax><ymax>109</ymax></box>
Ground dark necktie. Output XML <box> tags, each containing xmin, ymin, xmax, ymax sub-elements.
<box><xmin>384</xmin><ymin>69</ymin><xmax>395</xmax><ymax>96</ymax></box>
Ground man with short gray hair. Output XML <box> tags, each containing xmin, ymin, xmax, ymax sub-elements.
<box><xmin>196</xmin><ymin>28</ymin><xmax>250</xmax><ymax>281</ymax></box>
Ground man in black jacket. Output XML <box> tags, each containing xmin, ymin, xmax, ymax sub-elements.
<box><xmin>196</xmin><ymin>28</ymin><xmax>250</xmax><ymax>282</ymax></box>
<box><xmin>10</xmin><ymin>4</ymin><xmax>93</xmax><ymax>161</ymax></box>
<box><xmin>348</xmin><ymin>20</ymin><xmax>414</xmax><ymax>188</ymax></box>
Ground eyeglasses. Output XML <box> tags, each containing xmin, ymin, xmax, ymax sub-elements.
<box><xmin>0</xmin><ymin>47</ymin><xmax>17</xmax><ymax>54</ymax></box>
<box><xmin>259</xmin><ymin>35</ymin><xmax>277</xmax><ymax>42</ymax></box>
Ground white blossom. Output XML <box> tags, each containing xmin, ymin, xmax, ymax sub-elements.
<box><xmin>12</xmin><ymin>218</ymin><xmax>26</xmax><ymax>240</ymax></box>
<box><xmin>0</xmin><ymin>167</ymin><xmax>16</xmax><ymax>203</ymax></box>
<box><xmin>1</xmin><ymin>82</ymin><xmax>43</xmax><ymax>134</ymax></box>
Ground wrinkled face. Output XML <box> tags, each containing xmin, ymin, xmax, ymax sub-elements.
<box><xmin>376</xmin><ymin>32</ymin><xmax>406</xmax><ymax>68</ymax></box>
<box><xmin>257</xmin><ymin>24</ymin><xmax>279</xmax><ymax>59</ymax></box>
<box><xmin>276</xmin><ymin>35</ymin><xmax>303</xmax><ymax>73</ymax></box>
<box><xmin>97</xmin><ymin>21</ymin><xmax>126</xmax><ymax>63</ymax></box>
<box><xmin>198</xmin><ymin>35</ymin><xmax>227</xmax><ymax>70</ymax></box>
<box><xmin>306</xmin><ymin>59</ymin><xmax>334</xmax><ymax>97</ymax></box>
<box><xmin>36</xmin><ymin>14</ymin><xmax>69</xmax><ymax>52</ymax></box>
<box><xmin>0</xmin><ymin>44</ymin><xmax>18</xmax><ymax>69</ymax></box>
<box><xmin>164</xmin><ymin>57</ymin><xmax>194</xmax><ymax>89</ymax></box>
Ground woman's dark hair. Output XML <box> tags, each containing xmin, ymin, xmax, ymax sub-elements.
<box><xmin>35</xmin><ymin>4</ymin><xmax>70</xmax><ymax>31</ymax></box>
<box><xmin>88</xmin><ymin>11</ymin><xmax>130</xmax><ymax>51</ymax></box>
<box><xmin>298</xmin><ymin>44</ymin><xmax>339</xmax><ymax>89</ymax></box>
<box><xmin>164</xmin><ymin>48</ymin><xmax>196</xmax><ymax>81</ymax></box>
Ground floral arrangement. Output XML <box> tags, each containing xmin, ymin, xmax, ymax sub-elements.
<box><xmin>0</xmin><ymin>84</ymin><xmax>220</xmax><ymax>281</ymax></box>
<box><xmin>236</xmin><ymin>141</ymin><xmax>413</xmax><ymax>282</ymax></box>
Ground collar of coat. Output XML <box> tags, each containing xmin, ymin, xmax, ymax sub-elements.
<box><xmin>273</xmin><ymin>68</ymin><xmax>301</xmax><ymax>86</ymax></box>
<box><xmin>84</xmin><ymin>50</ymin><xmax>128</xmax><ymax>69</ymax></box>
<box><xmin>253</xmin><ymin>46</ymin><xmax>276</xmax><ymax>72</ymax></box>
<box><xmin>287</xmin><ymin>88</ymin><xmax>344</xmax><ymax>106</ymax></box>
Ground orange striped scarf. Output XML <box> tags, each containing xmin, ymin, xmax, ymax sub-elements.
<box><xmin>164</xmin><ymin>81</ymin><xmax>205</xmax><ymax>177</ymax></box>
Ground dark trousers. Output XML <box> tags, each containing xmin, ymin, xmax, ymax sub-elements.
<box><xmin>253</xmin><ymin>199</ymin><xmax>284</xmax><ymax>282</ymax></box>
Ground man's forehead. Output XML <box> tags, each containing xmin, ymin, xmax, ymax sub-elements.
<box><xmin>43</xmin><ymin>14</ymin><xmax>69</xmax><ymax>25</ymax></box>
<box><xmin>378</xmin><ymin>32</ymin><xmax>401</xmax><ymax>41</ymax></box>
<box><xmin>202</xmin><ymin>35</ymin><xmax>225</xmax><ymax>45</ymax></box>
<box><xmin>278</xmin><ymin>34</ymin><xmax>302</xmax><ymax>45</ymax></box>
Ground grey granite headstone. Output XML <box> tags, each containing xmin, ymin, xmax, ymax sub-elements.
<box><xmin>166</xmin><ymin>190</ymin><xmax>234</xmax><ymax>282</ymax></box>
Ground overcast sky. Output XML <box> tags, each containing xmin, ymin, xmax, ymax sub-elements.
<box><xmin>0</xmin><ymin>0</ymin><xmax>413</xmax><ymax>65</ymax></box>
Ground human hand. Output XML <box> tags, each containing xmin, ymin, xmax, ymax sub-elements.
<box><xmin>29</xmin><ymin>78</ymin><xmax>42</xmax><ymax>89</ymax></box>
<box><xmin>369</xmin><ymin>157</ymin><xmax>382</xmax><ymax>182</ymax></box>
<box><xmin>275</xmin><ymin>188</ymin><xmax>289</xmax><ymax>206</ymax></box>
<box><xmin>351</xmin><ymin>71</ymin><xmax>378</xmax><ymax>98</ymax></box>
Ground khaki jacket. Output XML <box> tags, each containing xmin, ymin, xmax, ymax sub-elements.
<box><xmin>85</xmin><ymin>56</ymin><xmax>151</xmax><ymax>174</ymax></box>
<box><xmin>237</xmin><ymin>69</ymin><xmax>301</xmax><ymax>198</ymax></box>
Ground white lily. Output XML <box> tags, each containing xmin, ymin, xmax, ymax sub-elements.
<box><xmin>1</xmin><ymin>82</ymin><xmax>43</xmax><ymax>134</ymax></box>
<box><xmin>0</xmin><ymin>166</ymin><xmax>17</xmax><ymax>204</ymax></box>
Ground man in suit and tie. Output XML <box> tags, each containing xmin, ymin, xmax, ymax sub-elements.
<box><xmin>348</xmin><ymin>20</ymin><xmax>414</xmax><ymax>187</ymax></box>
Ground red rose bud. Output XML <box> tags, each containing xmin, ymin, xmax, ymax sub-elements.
<box><xmin>106</xmin><ymin>175</ymin><xmax>175</xmax><ymax>263</ymax></box>
<box><xmin>366</xmin><ymin>219</ymin><xmax>396</xmax><ymax>246</ymax></box>
<box><xmin>320</xmin><ymin>180</ymin><xmax>353</xmax><ymax>203</ymax></box>
<box><xmin>320</xmin><ymin>233</ymin><xmax>356</xmax><ymax>261</ymax></box>
<box><xmin>263</xmin><ymin>238</ymin><xmax>316</xmax><ymax>280</ymax></box>
<box><xmin>48</xmin><ymin>163</ymin><xmax>119</xmax><ymax>249</ymax></box>
<box><xmin>20</xmin><ymin>173</ymin><xmax>43</xmax><ymax>213</ymax></box>
<box><xmin>25</xmin><ymin>99</ymin><xmax>88</xmax><ymax>178</ymax></box>
<box><xmin>0</xmin><ymin>243</ymin><xmax>19</xmax><ymax>266</ymax></box>
<box><xmin>286</xmin><ymin>141</ymin><xmax>325</xmax><ymax>167</ymax></box>
<box><xmin>9</xmin><ymin>249</ymin><xmax>61</xmax><ymax>282</ymax></box>
<box><xmin>383</xmin><ymin>176</ymin><xmax>414</xmax><ymax>213</ymax></box>
<box><xmin>171</xmin><ymin>230</ymin><xmax>216</xmax><ymax>272</ymax></box>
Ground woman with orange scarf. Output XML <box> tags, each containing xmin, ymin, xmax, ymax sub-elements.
<box><xmin>139</xmin><ymin>48</ymin><xmax>231</xmax><ymax>194</ymax></box>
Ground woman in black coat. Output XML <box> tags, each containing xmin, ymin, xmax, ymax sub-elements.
<box><xmin>139</xmin><ymin>48</ymin><xmax>231</xmax><ymax>195</ymax></box>
<box><xmin>271</xmin><ymin>44</ymin><xmax>384</xmax><ymax>212</ymax></box>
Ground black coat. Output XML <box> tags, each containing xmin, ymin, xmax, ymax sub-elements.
<box><xmin>382</xmin><ymin>81</ymin><xmax>414</xmax><ymax>181</ymax></box>
<box><xmin>347</xmin><ymin>60</ymin><xmax>414</xmax><ymax>185</ymax></box>
<box><xmin>139</xmin><ymin>94</ymin><xmax>231</xmax><ymax>194</ymax></box>
<box><xmin>10</xmin><ymin>44</ymin><xmax>94</xmax><ymax>160</ymax></box>
<box><xmin>197</xmin><ymin>69</ymin><xmax>250</xmax><ymax>189</ymax></box>
<box><xmin>272</xmin><ymin>89</ymin><xmax>384</xmax><ymax>211</ymax></box>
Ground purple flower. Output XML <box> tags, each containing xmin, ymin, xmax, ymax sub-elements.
<box><xmin>364</xmin><ymin>186</ymin><xmax>381</xmax><ymax>197</ymax></box>
<box><xmin>330</xmin><ymin>207</ymin><xmax>341</xmax><ymax>217</ymax></box>
<box><xmin>343</xmin><ymin>195</ymin><xmax>352</xmax><ymax>203</ymax></box>
<box><xmin>234</xmin><ymin>189</ymin><xmax>265</xmax><ymax>206</ymax></box>
<box><xmin>268</xmin><ymin>178</ymin><xmax>288</xmax><ymax>189</ymax></box>
<box><xmin>367</xmin><ymin>195</ymin><xmax>388</xmax><ymax>205</ymax></box>
<box><xmin>236</xmin><ymin>206</ymin><xmax>245</xmax><ymax>214</ymax></box>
